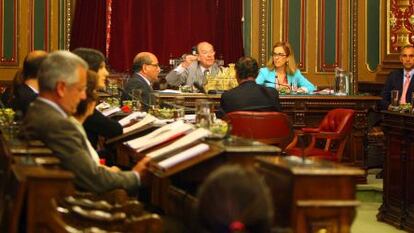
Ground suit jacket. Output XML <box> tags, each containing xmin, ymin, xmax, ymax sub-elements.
<box><xmin>83</xmin><ymin>110</ymin><xmax>123</xmax><ymax>149</ymax></box>
<box><xmin>380</xmin><ymin>69</ymin><xmax>414</xmax><ymax>110</ymax></box>
<box><xmin>11</xmin><ymin>84</ymin><xmax>38</xmax><ymax>116</ymax></box>
<box><xmin>22</xmin><ymin>99</ymin><xmax>139</xmax><ymax>193</ymax></box>
<box><xmin>123</xmin><ymin>73</ymin><xmax>153</xmax><ymax>111</ymax></box>
<box><xmin>217</xmin><ymin>80</ymin><xmax>282</xmax><ymax>118</ymax></box>
<box><xmin>165</xmin><ymin>61</ymin><xmax>221</xmax><ymax>87</ymax></box>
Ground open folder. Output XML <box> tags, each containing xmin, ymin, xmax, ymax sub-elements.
<box><xmin>122</xmin><ymin>114</ymin><xmax>157</xmax><ymax>134</ymax></box>
<box><xmin>124</xmin><ymin>120</ymin><xmax>194</xmax><ymax>152</ymax></box>
<box><xmin>118</xmin><ymin>112</ymin><xmax>147</xmax><ymax>127</ymax></box>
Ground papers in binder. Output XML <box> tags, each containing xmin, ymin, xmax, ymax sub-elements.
<box><xmin>122</xmin><ymin>114</ymin><xmax>157</xmax><ymax>134</ymax></box>
<box><xmin>147</xmin><ymin>128</ymin><xmax>211</xmax><ymax>159</ymax></box>
<box><xmin>125</xmin><ymin>120</ymin><xmax>194</xmax><ymax>152</ymax></box>
<box><xmin>157</xmin><ymin>143</ymin><xmax>210</xmax><ymax>170</ymax></box>
<box><xmin>118</xmin><ymin>111</ymin><xmax>147</xmax><ymax>127</ymax></box>
<box><xmin>101</xmin><ymin>107</ymin><xmax>121</xmax><ymax>116</ymax></box>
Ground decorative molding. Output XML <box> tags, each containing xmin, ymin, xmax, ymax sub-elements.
<box><xmin>283</xmin><ymin>0</ymin><xmax>306</xmax><ymax>70</ymax></box>
<box><xmin>30</xmin><ymin>0</ymin><xmax>51</xmax><ymax>51</ymax></box>
<box><xmin>351</xmin><ymin>0</ymin><xmax>358</xmax><ymax>93</ymax></box>
<box><xmin>0</xmin><ymin>0</ymin><xmax>18</xmax><ymax>65</ymax></box>
<box><xmin>60</xmin><ymin>0</ymin><xmax>72</xmax><ymax>50</ymax></box>
<box><xmin>258</xmin><ymin>0</ymin><xmax>268</xmax><ymax>66</ymax></box>
<box><xmin>318</xmin><ymin>0</ymin><xmax>342</xmax><ymax>72</ymax></box>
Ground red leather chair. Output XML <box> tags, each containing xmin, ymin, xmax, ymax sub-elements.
<box><xmin>285</xmin><ymin>108</ymin><xmax>355</xmax><ymax>162</ymax></box>
<box><xmin>226</xmin><ymin>111</ymin><xmax>293</xmax><ymax>150</ymax></box>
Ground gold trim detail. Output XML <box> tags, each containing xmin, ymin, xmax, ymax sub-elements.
<box><xmin>259</xmin><ymin>0</ymin><xmax>267</xmax><ymax>66</ymax></box>
<box><xmin>64</xmin><ymin>0</ymin><xmax>71</xmax><ymax>50</ymax></box>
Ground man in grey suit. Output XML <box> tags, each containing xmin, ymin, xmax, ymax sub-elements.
<box><xmin>22</xmin><ymin>51</ymin><xmax>150</xmax><ymax>193</ymax></box>
<box><xmin>166</xmin><ymin>41</ymin><xmax>221</xmax><ymax>89</ymax></box>
<box><xmin>123</xmin><ymin>52</ymin><xmax>160</xmax><ymax>111</ymax></box>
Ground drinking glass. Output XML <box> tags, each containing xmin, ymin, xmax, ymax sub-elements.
<box><xmin>391</xmin><ymin>90</ymin><xmax>399</xmax><ymax>107</ymax></box>
<box><xmin>195</xmin><ymin>100</ymin><xmax>213</xmax><ymax>128</ymax></box>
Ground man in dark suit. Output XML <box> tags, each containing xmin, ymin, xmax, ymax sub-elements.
<box><xmin>217</xmin><ymin>56</ymin><xmax>281</xmax><ymax>118</ymax></box>
<box><xmin>11</xmin><ymin>50</ymin><xmax>47</xmax><ymax>116</ymax></box>
<box><xmin>123</xmin><ymin>52</ymin><xmax>160</xmax><ymax>111</ymax></box>
<box><xmin>22</xmin><ymin>51</ymin><xmax>150</xmax><ymax>193</ymax></box>
<box><xmin>380</xmin><ymin>45</ymin><xmax>414</xmax><ymax>110</ymax></box>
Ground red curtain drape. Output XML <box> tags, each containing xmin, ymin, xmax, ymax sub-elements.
<box><xmin>70</xmin><ymin>1</ymin><xmax>107</xmax><ymax>53</ymax></box>
<box><xmin>71</xmin><ymin>0</ymin><xmax>244</xmax><ymax>72</ymax></box>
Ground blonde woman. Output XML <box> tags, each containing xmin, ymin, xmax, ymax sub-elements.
<box><xmin>256</xmin><ymin>41</ymin><xmax>315</xmax><ymax>93</ymax></box>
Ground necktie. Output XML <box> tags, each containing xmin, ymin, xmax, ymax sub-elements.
<box><xmin>400</xmin><ymin>73</ymin><xmax>411</xmax><ymax>104</ymax></box>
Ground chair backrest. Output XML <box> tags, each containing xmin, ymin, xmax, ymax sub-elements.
<box><xmin>318</xmin><ymin>109</ymin><xmax>355</xmax><ymax>134</ymax></box>
<box><xmin>226</xmin><ymin>111</ymin><xmax>293</xmax><ymax>149</ymax></box>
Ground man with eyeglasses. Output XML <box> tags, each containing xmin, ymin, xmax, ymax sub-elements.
<box><xmin>166</xmin><ymin>41</ymin><xmax>221</xmax><ymax>90</ymax></box>
<box><xmin>380</xmin><ymin>44</ymin><xmax>414</xmax><ymax>109</ymax></box>
<box><xmin>123</xmin><ymin>52</ymin><xmax>161</xmax><ymax>110</ymax></box>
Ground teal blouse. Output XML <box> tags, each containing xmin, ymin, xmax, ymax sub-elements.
<box><xmin>256</xmin><ymin>67</ymin><xmax>316</xmax><ymax>93</ymax></box>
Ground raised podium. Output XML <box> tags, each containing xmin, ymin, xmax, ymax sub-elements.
<box><xmin>378</xmin><ymin>111</ymin><xmax>414</xmax><ymax>232</ymax></box>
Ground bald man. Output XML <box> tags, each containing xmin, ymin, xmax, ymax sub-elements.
<box><xmin>166</xmin><ymin>41</ymin><xmax>221</xmax><ymax>88</ymax></box>
<box><xmin>11</xmin><ymin>50</ymin><xmax>48</xmax><ymax>115</ymax></box>
<box><xmin>123</xmin><ymin>52</ymin><xmax>160</xmax><ymax>111</ymax></box>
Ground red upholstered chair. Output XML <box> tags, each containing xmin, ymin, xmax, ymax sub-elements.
<box><xmin>285</xmin><ymin>108</ymin><xmax>355</xmax><ymax>162</ymax></box>
<box><xmin>226</xmin><ymin>111</ymin><xmax>293</xmax><ymax>150</ymax></box>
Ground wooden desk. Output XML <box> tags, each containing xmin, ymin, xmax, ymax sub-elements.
<box><xmin>155</xmin><ymin>93</ymin><xmax>381</xmax><ymax>176</ymax></box>
<box><xmin>256</xmin><ymin>156</ymin><xmax>363</xmax><ymax>233</ymax></box>
<box><xmin>377</xmin><ymin>111</ymin><xmax>414</xmax><ymax>232</ymax></box>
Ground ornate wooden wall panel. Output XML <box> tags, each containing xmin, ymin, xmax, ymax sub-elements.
<box><xmin>318</xmin><ymin>0</ymin><xmax>342</xmax><ymax>72</ymax></box>
<box><xmin>0</xmin><ymin>0</ymin><xmax>72</xmax><ymax>82</ymax></box>
<box><xmin>0</xmin><ymin>0</ymin><xmax>18</xmax><ymax>66</ymax></box>
<box><xmin>283</xmin><ymin>0</ymin><xmax>306</xmax><ymax>70</ymax></box>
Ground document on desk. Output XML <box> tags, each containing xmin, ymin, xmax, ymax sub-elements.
<box><xmin>125</xmin><ymin>120</ymin><xmax>194</xmax><ymax>152</ymax></box>
<box><xmin>147</xmin><ymin>127</ymin><xmax>211</xmax><ymax>159</ymax></box>
<box><xmin>118</xmin><ymin>111</ymin><xmax>147</xmax><ymax>127</ymax></box>
<box><xmin>101</xmin><ymin>107</ymin><xmax>121</xmax><ymax>117</ymax></box>
<box><xmin>157</xmin><ymin>143</ymin><xmax>210</xmax><ymax>170</ymax></box>
<box><xmin>122</xmin><ymin>114</ymin><xmax>157</xmax><ymax>134</ymax></box>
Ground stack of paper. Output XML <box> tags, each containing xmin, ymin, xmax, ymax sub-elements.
<box><xmin>118</xmin><ymin>112</ymin><xmax>147</xmax><ymax>127</ymax></box>
<box><xmin>147</xmin><ymin>128</ymin><xmax>211</xmax><ymax>159</ymax></box>
<box><xmin>157</xmin><ymin>143</ymin><xmax>210</xmax><ymax>170</ymax></box>
<box><xmin>122</xmin><ymin>114</ymin><xmax>157</xmax><ymax>134</ymax></box>
<box><xmin>124</xmin><ymin>120</ymin><xmax>194</xmax><ymax>152</ymax></box>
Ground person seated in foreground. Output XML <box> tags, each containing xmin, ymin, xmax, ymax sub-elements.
<box><xmin>22</xmin><ymin>50</ymin><xmax>150</xmax><ymax>193</ymax></box>
<box><xmin>196</xmin><ymin>164</ymin><xmax>274</xmax><ymax>233</ymax></box>
<box><xmin>69</xmin><ymin>70</ymin><xmax>120</xmax><ymax>173</ymax></box>
<box><xmin>166</xmin><ymin>41</ymin><xmax>221</xmax><ymax>89</ymax></box>
<box><xmin>72</xmin><ymin>48</ymin><xmax>123</xmax><ymax>149</ymax></box>
<box><xmin>122</xmin><ymin>52</ymin><xmax>160</xmax><ymax>111</ymax></box>
<box><xmin>10</xmin><ymin>50</ymin><xmax>48</xmax><ymax>116</ymax></box>
<box><xmin>216</xmin><ymin>56</ymin><xmax>281</xmax><ymax>118</ymax></box>
<box><xmin>256</xmin><ymin>41</ymin><xmax>315</xmax><ymax>94</ymax></box>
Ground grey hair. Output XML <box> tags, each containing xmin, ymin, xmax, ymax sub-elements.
<box><xmin>38</xmin><ymin>50</ymin><xmax>89</xmax><ymax>92</ymax></box>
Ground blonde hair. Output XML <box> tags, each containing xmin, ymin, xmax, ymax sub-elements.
<box><xmin>266</xmin><ymin>41</ymin><xmax>297</xmax><ymax>75</ymax></box>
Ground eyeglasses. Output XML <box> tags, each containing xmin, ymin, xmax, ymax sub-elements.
<box><xmin>272</xmin><ymin>52</ymin><xmax>287</xmax><ymax>58</ymax></box>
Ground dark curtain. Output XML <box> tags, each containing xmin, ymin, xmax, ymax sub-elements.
<box><xmin>70</xmin><ymin>1</ymin><xmax>107</xmax><ymax>53</ymax></box>
<box><xmin>71</xmin><ymin>0</ymin><xmax>244</xmax><ymax>72</ymax></box>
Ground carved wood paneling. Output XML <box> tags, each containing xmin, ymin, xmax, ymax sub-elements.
<box><xmin>0</xmin><ymin>0</ymin><xmax>18</xmax><ymax>65</ymax></box>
